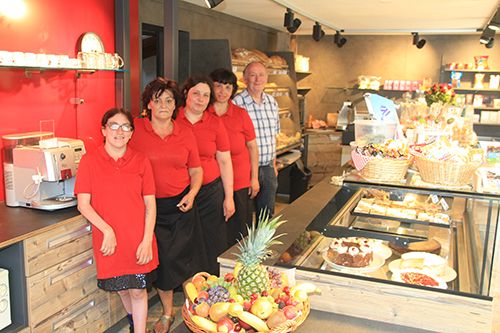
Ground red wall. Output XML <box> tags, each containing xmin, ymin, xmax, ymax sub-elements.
<box><xmin>0</xmin><ymin>0</ymin><xmax>119</xmax><ymax>202</ymax></box>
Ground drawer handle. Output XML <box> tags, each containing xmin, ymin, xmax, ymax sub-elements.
<box><xmin>52</xmin><ymin>300</ymin><xmax>95</xmax><ymax>331</ymax></box>
<box><xmin>47</xmin><ymin>224</ymin><xmax>91</xmax><ymax>249</ymax></box>
<box><xmin>49</xmin><ymin>257</ymin><xmax>94</xmax><ymax>285</ymax></box>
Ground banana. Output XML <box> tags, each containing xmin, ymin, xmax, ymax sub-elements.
<box><xmin>185</xmin><ymin>282</ymin><xmax>199</xmax><ymax>303</ymax></box>
<box><xmin>291</xmin><ymin>282</ymin><xmax>320</xmax><ymax>294</ymax></box>
<box><xmin>191</xmin><ymin>315</ymin><xmax>217</xmax><ymax>332</ymax></box>
<box><xmin>237</xmin><ymin>310</ymin><xmax>269</xmax><ymax>332</ymax></box>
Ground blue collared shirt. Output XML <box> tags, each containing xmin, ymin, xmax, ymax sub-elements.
<box><xmin>233</xmin><ymin>89</ymin><xmax>280</xmax><ymax>166</ymax></box>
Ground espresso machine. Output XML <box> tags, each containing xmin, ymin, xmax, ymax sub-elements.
<box><xmin>3</xmin><ymin>132</ymin><xmax>85</xmax><ymax>210</ymax></box>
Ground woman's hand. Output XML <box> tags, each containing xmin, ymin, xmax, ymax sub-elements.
<box><xmin>136</xmin><ymin>239</ymin><xmax>153</xmax><ymax>265</ymax></box>
<box><xmin>223</xmin><ymin>196</ymin><xmax>235</xmax><ymax>221</ymax></box>
<box><xmin>249</xmin><ymin>177</ymin><xmax>260</xmax><ymax>199</ymax></box>
<box><xmin>101</xmin><ymin>226</ymin><xmax>117</xmax><ymax>256</ymax></box>
<box><xmin>177</xmin><ymin>192</ymin><xmax>195</xmax><ymax>212</ymax></box>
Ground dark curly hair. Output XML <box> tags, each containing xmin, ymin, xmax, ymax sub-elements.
<box><xmin>180</xmin><ymin>76</ymin><xmax>215</xmax><ymax>107</ymax></box>
<box><xmin>209</xmin><ymin>68</ymin><xmax>239</xmax><ymax>99</ymax></box>
<box><xmin>141</xmin><ymin>77</ymin><xmax>181</xmax><ymax>119</ymax></box>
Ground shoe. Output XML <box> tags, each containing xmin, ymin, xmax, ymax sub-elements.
<box><xmin>126</xmin><ymin>313</ymin><xmax>134</xmax><ymax>333</ymax></box>
<box><xmin>153</xmin><ymin>314</ymin><xmax>175</xmax><ymax>333</ymax></box>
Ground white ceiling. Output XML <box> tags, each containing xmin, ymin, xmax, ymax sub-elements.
<box><xmin>183</xmin><ymin>0</ymin><xmax>499</xmax><ymax>35</ymax></box>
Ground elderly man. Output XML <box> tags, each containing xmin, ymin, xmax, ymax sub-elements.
<box><xmin>233</xmin><ymin>61</ymin><xmax>280</xmax><ymax>219</ymax></box>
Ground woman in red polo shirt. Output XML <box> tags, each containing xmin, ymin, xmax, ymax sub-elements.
<box><xmin>75</xmin><ymin>108</ymin><xmax>158</xmax><ymax>333</ymax></box>
<box><xmin>209</xmin><ymin>68</ymin><xmax>259</xmax><ymax>247</ymax></box>
<box><xmin>129</xmin><ymin>77</ymin><xmax>206</xmax><ymax>333</ymax></box>
<box><xmin>177</xmin><ymin>76</ymin><xmax>235</xmax><ymax>275</ymax></box>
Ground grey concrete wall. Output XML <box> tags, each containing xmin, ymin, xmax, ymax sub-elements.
<box><xmin>296</xmin><ymin>34</ymin><xmax>500</xmax><ymax>121</ymax></box>
<box><xmin>140</xmin><ymin>0</ymin><xmax>289</xmax><ymax>51</ymax></box>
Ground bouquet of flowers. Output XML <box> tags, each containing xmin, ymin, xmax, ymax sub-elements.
<box><xmin>424</xmin><ymin>83</ymin><xmax>456</xmax><ymax>106</ymax></box>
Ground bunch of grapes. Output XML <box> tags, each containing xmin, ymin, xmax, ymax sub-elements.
<box><xmin>207</xmin><ymin>285</ymin><xmax>230</xmax><ymax>305</ymax></box>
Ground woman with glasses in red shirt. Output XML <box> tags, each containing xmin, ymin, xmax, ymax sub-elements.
<box><xmin>75</xmin><ymin>108</ymin><xmax>158</xmax><ymax>333</ymax></box>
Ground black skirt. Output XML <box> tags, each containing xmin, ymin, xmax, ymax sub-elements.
<box><xmin>227</xmin><ymin>187</ymin><xmax>253</xmax><ymax>248</ymax></box>
<box><xmin>196</xmin><ymin>177</ymin><xmax>227</xmax><ymax>276</ymax></box>
<box><xmin>154</xmin><ymin>187</ymin><xmax>208</xmax><ymax>291</ymax></box>
<box><xmin>97</xmin><ymin>271</ymin><xmax>156</xmax><ymax>292</ymax></box>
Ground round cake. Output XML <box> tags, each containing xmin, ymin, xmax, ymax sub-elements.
<box><xmin>327</xmin><ymin>237</ymin><xmax>373</xmax><ymax>267</ymax></box>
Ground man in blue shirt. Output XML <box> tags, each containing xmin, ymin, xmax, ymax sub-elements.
<box><xmin>233</xmin><ymin>61</ymin><xmax>280</xmax><ymax>219</ymax></box>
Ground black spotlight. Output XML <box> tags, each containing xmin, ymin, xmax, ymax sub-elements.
<box><xmin>486</xmin><ymin>37</ymin><xmax>495</xmax><ymax>49</ymax></box>
<box><xmin>334</xmin><ymin>30</ymin><xmax>347</xmax><ymax>47</ymax></box>
<box><xmin>488</xmin><ymin>8</ymin><xmax>500</xmax><ymax>31</ymax></box>
<box><xmin>205</xmin><ymin>0</ymin><xmax>223</xmax><ymax>9</ymax></box>
<box><xmin>480</xmin><ymin>27</ymin><xmax>495</xmax><ymax>44</ymax></box>
<box><xmin>312</xmin><ymin>22</ymin><xmax>325</xmax><ymax>41</ymax></box>
<box><xmin>412</xmin><ymin>32</ymin><xmax>426</xmax><ymax>49</ymax></box>
<box><xmin>283</xmin><ymin>8</ymin><xmax>301</xmax><ymax>33</ymax></box>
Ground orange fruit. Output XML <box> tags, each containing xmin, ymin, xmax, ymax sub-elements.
<box><xmin>195</xmin><ymin>302</ymin><xmax>210</xmax><ymax>318</ymax></box>
<box><xmin>192</xmin><ymin>275</ymin><xmax>206</xmax><ymax>291</ymax></box>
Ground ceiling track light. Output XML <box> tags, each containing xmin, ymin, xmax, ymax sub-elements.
<box><xmin>312</xmin><ymin>22</ymin><xmax>325</xmax><ymax>41</ymax></box>
<box><xmin>486</xmin><ymin>37</ymin><xmax>495</xmax><ymax>49</ymax></box>
<box><xmin>283</xmin><ymin>8</ymin><xmax>301</xmax><ymax>33</ymax></box>
<box><xmin>412</xmin><ymin>32</ymin><xmax>426</xmax><ymax>49</ymax></box>
<box><xmin>334</xmin><ymin>30</ymin><xmax>347</xmax><ymax>48</ymax></box>
<box><xmin>204</xmin><ymin>0</ymin><xmax>223</xmax><ymax>9</ymax></box>
<box><xmin>480</xmin><ymin>27</ymin><xmax>495</xmax><ymax>44</ymax></box>
<box><xmin>488</xmin><ymin>8</ymin><xmax>500</xmax><ymax>31</ymax></box>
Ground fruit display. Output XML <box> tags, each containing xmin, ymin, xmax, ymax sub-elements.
<box><xmin>183</xmin><ymin>215</ymin><xmax>319</xmax><ymax>333</ymax></box>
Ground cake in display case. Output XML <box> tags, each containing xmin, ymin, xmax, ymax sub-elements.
<box><xmin>219</xmin><ymin>170</ymin><xmax>500</xmax><ymax>332</ymax></box>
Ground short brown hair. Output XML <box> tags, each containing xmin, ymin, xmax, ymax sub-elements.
<box><xmin>101</xmin><ymin>108</ymin><xmax>134</xmax><ymax>130</ymax></box>
<box><xmin>142</xmin><ymin>77</ymin><xmax>180</xmax><ymax>119</ymax></box>
<box><xmin>180</xmin><ymin>76</ymin><xmax>215</xmax><ymax>107</ymax></box>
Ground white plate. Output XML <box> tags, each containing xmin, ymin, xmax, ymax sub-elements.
<box><xmin>322</xmin><ymin>252</ymin><xmax>385</xmax><ymax>273</ymax></box>
<box><xmin>373</xmin><ymin>243</ymin><xmax>392</xmax><ymax>260</ymax></box>
<box><xmin>391</xmin><ymin>268</ymin><xmax>447</xmax><ymax>289</ymax></box>
<box><xmin>388</xmin><ymin>259</ymin><xmax>457</xmax><ymax>282</ymax></box>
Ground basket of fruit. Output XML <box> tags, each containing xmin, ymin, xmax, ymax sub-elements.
<box><xmin>182</xmin><ymin>215</ymin><xmax>318</xmax><ymax>333</ymax></box>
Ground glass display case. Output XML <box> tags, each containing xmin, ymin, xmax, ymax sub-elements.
<box><xmin>219</xmin><ymin>170</ymin><xmax>500</xmax><ymax>332</ymax></box>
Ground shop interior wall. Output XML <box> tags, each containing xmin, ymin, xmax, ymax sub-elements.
<box><xmin>140</xmin><ymin>0</ymin><xmax>290</xmax><ymax>77</ymax></box>
<box><xmin>0</xmin><ymin>0</ymin><xmax>117</xmax><ymax>202</ymax></box>
<box><xmin>295</xmin><ymin>34</ymin><xmax>500</xmax><ymax>121</ymax></box>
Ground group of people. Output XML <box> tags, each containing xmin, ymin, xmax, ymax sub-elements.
<box><xmin>74</xmin><ymin>61</ymin><xmax>281</xmax><ymax>333</ymax></box>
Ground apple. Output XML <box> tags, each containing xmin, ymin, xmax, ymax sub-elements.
<box><xmin>224</xmin><ymin>272</ymin><xmax>235</xmax><ymax>282</ymax></box>
<box><xmin>282</xmin><ymin>305</ymin><xmax>298</xmax><ymax>320</ymax></box>
<box><xmin>238</xmin><ymin>318</ymin><xmax>252</xmax><ymax>330</ymax></box>
<box><xmin>217</xmin><ymin>317</ymin><xmax>235</xmax><ymax>333</ymax></box>
<box><xmin>250</xmin><ymin>298</ymin><xmax>274</xmax><ymax>319</ymax></box>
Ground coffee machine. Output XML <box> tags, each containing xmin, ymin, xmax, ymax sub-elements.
<box><xmin>3</xmin><ymin>132</ymin><xmax>85</xmax><ymax>210</ymax></box>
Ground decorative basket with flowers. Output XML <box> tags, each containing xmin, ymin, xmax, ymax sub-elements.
<box><xmin>424</xmin><ymin>83</ymin><xmax>456</xmax><ymax>106</ymax></box>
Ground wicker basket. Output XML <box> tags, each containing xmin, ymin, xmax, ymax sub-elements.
<box><xmin>182</xmin><ymin>299</ymin><xmax>310</xmax><ymax>333</ymax></box>
<box><xmin>360</xmin><ymin>158</ymin><xmax>410</xmax><ymax>181</ymax></box>
<box><xmin>413</xmin><ymin>156</ymin><xmax>482</xmax><ymax>186</ymax></box>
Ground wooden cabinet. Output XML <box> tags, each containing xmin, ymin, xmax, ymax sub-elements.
<box><xmin>22</xmin><ymin>216</ymin><xmax>109</xmax><ymax>332</ymax></box>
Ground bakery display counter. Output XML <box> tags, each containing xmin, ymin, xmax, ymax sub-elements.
<box><xmin>219</xmin><ymin>169</ymin><xmax>500</xmax><ymax>332</ymax></box>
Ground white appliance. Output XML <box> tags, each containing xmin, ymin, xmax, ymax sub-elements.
<box><xmin>2</xmin><ymin>132</ymin><xmax>86</xmax><ymax>210</ymax></box>
<box><xmin>0</xmin><ymin>268</ymin><xmax>11</xmax><ymax>330</ymax></box>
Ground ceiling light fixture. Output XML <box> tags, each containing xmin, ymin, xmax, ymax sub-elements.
<box><xmin>486</xmin><ymin>37</ymin><xmax>495</xmax><ymax>49</ymax></box>
<box><xmin>488</xmin><ymin>8</ymin><xmax>500</xmax><ymax>31</ymax></box>
<box><xmin>204</xmin><ymin>0</ymin><xmax>223</xmax><ymax>9</ymax></box>
<box><xmin>312</xmin><ymin>22</ymin><xmax>325</xmax><ymax>41</ymax></box>
<box><xmin>480</xmin><ymin>27</ymin><xmax>495</xmax><ymax>44</ymax></box>
<box><xmin>412</xmin><ymin>32</ymin><xmax>426</xmax><ymax>49</ymax></box>
<box><xmin>283</xmin><ymin>8</ymin><xmax>301</xmax><ymax>33</ymax></box>
<box><xmin>334</xmin><ymin>30</ymin><xmax>347</xmax><ymax>48</ymax></box>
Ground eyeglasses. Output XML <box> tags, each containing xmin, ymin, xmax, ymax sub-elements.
<box><xmin>106</xmin><ymin>122</ymin><xmax>133</xmax><ymax>132</ymax></box>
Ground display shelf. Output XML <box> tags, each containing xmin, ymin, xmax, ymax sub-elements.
<box><xmin>276</xmin><ymin>142</ymin><xmax>302</xmax><ymax>156</ymax></box>
<box><xmin>443</xmin><ymin>68</ymin><xmax>500</xmax><ymax>73</ymax></box>
<box><xmin>473</xmin><ymin>106</ymin><xmax>500</xmax><ymax>111</ymax></box>
<box><xmin>351</xmin><ymin>210</ymin><xmax>451</xmax><ymax>229</ymax></box>
<box><xmin>454</xmin><ymin>88</ymin><xmax>500</xmax><ymax>93</ymax></box>
<box><xmin>278</xmin><ymin>108</ymin><xmax>291</xmax><ymax>118</ymax></box>
<box><xmin>0</xmin><ymin>64</ymin><xmax>125</xmax><ymax>79</ymax></box>
<box><xmin>297</xmin><ymin>86</ymin><xmax>312</xmax><ymax>95</ymax></box>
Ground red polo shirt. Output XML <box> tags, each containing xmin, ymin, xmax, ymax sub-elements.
<box><xmin>177</xmin><ymin>107</ymin><xmax>230</xmax><ymax>185</ymax></box>
<box><xmin>129</xmin><ymin>117</ymin><xmax>201</xmax><ymax>198</ymax></box>
<box><xmin>209</xmin><ymin>102</ymin><xmax>256</xmax><ymax>190</ymax></box>
<box><xmin>74</xmin><ymin>146</ymin><xmax>158</xmax><ymax>279</ymax></box>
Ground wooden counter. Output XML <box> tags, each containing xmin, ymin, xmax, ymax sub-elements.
<box><xmin>0</xmin><ymin>204</ymin><xmax>80</xmax><ymax>248</ymax></box>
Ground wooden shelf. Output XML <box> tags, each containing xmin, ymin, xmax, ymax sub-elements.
<box><xmin>443</xmin><ymin>68</ymin><xmax>500</xmax><ymax>73</ymax></box>
<box><xmin>297</xmin><ymin>86</ymin><xmax>312</xmax><ymax>95</ymax></box>
<box><xmin>454</xmin><ymin>88</ymin><xmax>500</xmax><ymax>93</ymax></box>
<box><xmin>473</xmin><ymin>107</ymin><xmax>500</xmax><ymax>111</ymax></box>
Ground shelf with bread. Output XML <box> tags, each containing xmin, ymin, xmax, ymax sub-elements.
<box><xmin>219</xmin><ymin>161</ymin><xmax>500</xmax><ymax>332</ymax></box>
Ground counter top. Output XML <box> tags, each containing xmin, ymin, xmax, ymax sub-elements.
<box><xmin>0</xmin><ymin>203</ymin><xmax>80</xmax><ymax>248</ymax></box>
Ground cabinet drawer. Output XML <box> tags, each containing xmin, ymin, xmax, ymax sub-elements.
<box><xmin>32</xmin><ymin>290</ymin><xmax>109</xmax><ymax>333</ymax></box>
<box><xmin>24</xmin><ymin>216</ymin><xmax>92</xmax><ymax>276</ymax></box>
<box><xmin>27</xmin><ymin>249</ymin><xmax>98</xmax><ymax>326</ymax></box>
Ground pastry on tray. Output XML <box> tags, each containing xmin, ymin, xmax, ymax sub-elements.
<box><xmin>389</xmin><ymin>239</ymin><xmax>441</xmax><ymax>255</ymax></box>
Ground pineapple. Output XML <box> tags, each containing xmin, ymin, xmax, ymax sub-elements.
<box><xmin>235</xmin><ymin>212</ymin><xmax>286</xmax><ymax>299</ymax></box>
